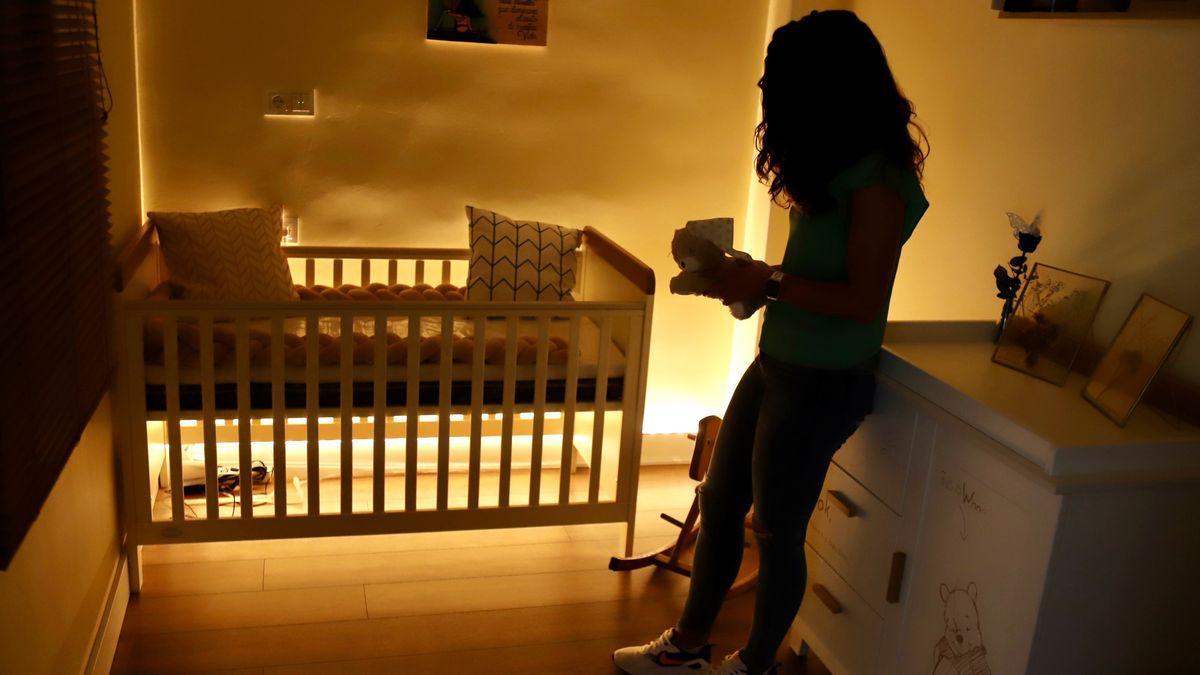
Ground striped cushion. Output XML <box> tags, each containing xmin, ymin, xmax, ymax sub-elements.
<box><xmin>466</xmin><ymin>206</ymin><xmax>581</xmax><ymax>301</ymax></box>
<box><xmin>149</xmin><ymin>206</ymin><xmax>297</xmax><ymax>302</ymax></box>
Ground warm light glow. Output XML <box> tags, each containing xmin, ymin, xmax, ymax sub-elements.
<box><xmin>641</xmin><ymin>401</ymin><xmax>710</xmax><ymax>435</ymax></box>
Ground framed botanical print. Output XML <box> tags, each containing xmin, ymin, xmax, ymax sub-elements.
<box><xmin>992</xmin><ymin>263</ymin><xmax>1111</xmax><ymax>386</ymax></box>
<box><xmin>427</xmin><ymin>0</ymin><xmax>549</xmax><ymax>46</ymax></box>
<box><xmin>1083</xmin><ymin>294</ymin><xmax>1193</xmax><ymax>426</ymax></box>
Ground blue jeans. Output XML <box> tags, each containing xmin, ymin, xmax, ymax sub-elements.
<box><xmin>677</xmin><ymin>353</ymin><xmax>875</xmax><ymax>672</ymax></box>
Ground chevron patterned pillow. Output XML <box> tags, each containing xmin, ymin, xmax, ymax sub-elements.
<box><xmin>466</xmin><ymin>206</ymin><xmax>582</xmax><ymax>302</ymax></box>
<box><xmin>149</xmin><ymin>206</ymin><xmax>298</xmax><ymax>302</ymax></box>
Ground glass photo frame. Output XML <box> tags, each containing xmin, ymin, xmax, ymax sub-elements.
<box><xmin>992</xmin><ymin>263</ymin><xmax>1110</xmax><ymax>386</ymax></box>
<box><xmin>1083</xmin><ymin>294</ymin><xmax>1193</xmax><ymax>427</ymax></box>
<box><xmin>427</xmin><ymin>0</ymin><xmax>549</xmax><ymax>46</ymax></box>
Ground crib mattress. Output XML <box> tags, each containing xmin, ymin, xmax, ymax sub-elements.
<box><xmin>142</xmin><ymin>316</ymin><xmax>628</xmax><ymax>413</ymax></box>
<box><xmin>144</xmin><ymin>375</ymin><xmax>625</xmax><ymax>413</ymax></box>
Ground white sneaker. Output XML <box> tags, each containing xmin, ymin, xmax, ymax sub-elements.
<box><xmin>612</xmin><ymin>628</ymin><xmax>713</xmax><ymax>673</ymax></box>
<box><xmin>708</xmin><ymin>652</ymin><xmax>778</xmax><ymax>675</ymax></box>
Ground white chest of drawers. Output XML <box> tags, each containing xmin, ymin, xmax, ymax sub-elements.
<box><xmin>788</xmin><ymin>323</ymin><xmax>1200</xmax><ymax>675</ymax></box>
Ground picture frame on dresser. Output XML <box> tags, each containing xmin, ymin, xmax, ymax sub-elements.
<box><xmin>992</xmin><ymin>263</ymin><xmax>1110</xmax><ymax>386</ymax></box>
<box><xmin>1083</xmin><ymin>293</ymin><xmax>1193</xmax><ymax>426</ymax></box>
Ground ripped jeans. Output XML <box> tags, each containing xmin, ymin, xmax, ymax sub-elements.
<box><xmin>677</xmin><ymin>353</ymin><xmax>875</xmax><ymax>672</ymax></box>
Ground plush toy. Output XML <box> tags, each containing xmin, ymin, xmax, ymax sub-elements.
<box><xmin>669</xmin><ymin>218</ymin><xmax>766</xmax><ymax>320</ymax></box>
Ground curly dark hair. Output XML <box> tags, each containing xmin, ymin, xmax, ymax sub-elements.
<box><xmin>755</xmin><ymin>10</ymin><xmax>928</xmax><ymax>213</ymax></box>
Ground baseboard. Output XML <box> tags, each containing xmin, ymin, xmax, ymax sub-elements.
<box><xmin>84</xmin><ymin>554</ymin><xmax>129</xmax><ymax>675</ymax></box>
<box><xmin>640</xmin><ymin>433</ymin><xmax>694</xmax><ymax>465</ymax></box>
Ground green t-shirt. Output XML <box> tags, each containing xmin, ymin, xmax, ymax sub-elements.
<box><xmin>759</xmin><ymin>152</ymin><xmax>928</xmax><ymax>369</ymax></box>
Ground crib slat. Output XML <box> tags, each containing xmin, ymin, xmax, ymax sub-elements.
<box><xmin>373</xmin><ymin>314</ymin><xmax>387</xmax><ymax>514</ymax></box>
<box><xmin>163</xmin><ymin>316</ymin><xmax>185</xmax><ymax>523</ymax></box>
<box><xmin>437</xmin><ymin>314</ymin><xmax>453</xmax><ymax>510</ymax></box>
<box><xmin>199</xmin><ymin>317</ymin><xmax>218</xmax><ymax>519</ymax></box>
<box><xmin>340</xmin><ymin>314</ymin><xmax>354</xmax><ymax>515</ymax></box>
<box><xmin>361</xmin><ymin>259</ymin><xmax>371</xmax><ymax>285</ymax></box>
<box><xmin>441</xmin><ymin>260</ymin><xmax>452</xmax><ymax>285</ymax></box>
<box><xmin>529</xmin><ymin>317</ymin><xmax>550</xmax><ymax>506</ymax></box>
<box><xmin>305</xmin><ymin>259</ymin><xmax>315</xmax><ymax>286</ymax></box>
<box><xmin>405</xmin><ymin>314</ymin><xmax>420</xmax><ymax>511</ymax></box>
<box><xmin>306</xmin><ymin>314</ymin><xmax>320</xmax><ymax>515</ymax></box>
<box><xmin>271</xmin><ymin>316</ymin><xmax>287</xmax><ymax>518</ymax></box>
<box><xmin>388</xmin><ymin>260</ymin><xmax>398</xmax><ymax>285</ymax></box>
<box><xmin>499</xmin><ymin>316</ymin><xmax>518</xmax><ymax>508</ymax></box>
<box><xmin>468</xmin><ymin>315</ymin><xmax>485</xmax><ymax>509</ymax></box>
<box><xmin>124</xmin><ymin>317</ymin><xmax>154</xmax><ymax>527</ymax></box>
<box><xmin>333</xmin><ymin>259</ymin><xmax>344</xmax><ymax>287</ymax></box>
<box><xmin>589</xmin><ymin>315</ymin><xmax>613</xmax><ymax>504</ymax></box>
<box><xmin>559</xmin><ymin>315</ymin><xmax>581</xmax><ymax>506</ymax></box>
<box><xmin>615</xmin><ymin>314</ymin><xmax>645</xmax><ymax>512</ymax></box>
<box><xmin>235</xmin><ymin>318</ymin><xmax>253</xmax><ymax>518</ymax></box>
<box><xmin>414</xmin><ymin>260</ymin><xmax>425</xmax><ymax>285</ymax></box>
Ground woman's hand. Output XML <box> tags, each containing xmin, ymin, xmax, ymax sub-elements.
<box><xmin>702</xmin><ymin>260</ymin><xmax>773</xmax><ymax>307</ymax></box>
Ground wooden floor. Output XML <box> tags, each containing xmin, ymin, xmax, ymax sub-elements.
<box><xmin>113</xmin><ymin>465</ymin><xmax>830</xmax><ymax>674</ymax></box>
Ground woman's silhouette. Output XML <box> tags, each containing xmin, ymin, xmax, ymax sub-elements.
<box><xmin>614</xmin><ymin>10</ymin><xmax>929</xmax><ymax>675</ymax></box>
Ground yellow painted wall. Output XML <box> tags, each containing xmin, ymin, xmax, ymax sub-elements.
<box><xmin>0</xmin><ymin>0</ymin><xmax>142</xmax><ymax>670</ymax></box>
<box><xmin>104</xmin><ymin>0</ymin><xmax>144</xmax><ymax>247</ymax></box>
<box><xmin>0</xmin><ymin>398</ymin><xmax>121</xmax><ymax>673</ymax></box>
<box><xmin>134</xmin><ymin>0</ymin><xmax>774</xmax><ymax>430</ymax></box>
<box><xmin>848</xmin><ymin>0</ymin><xmax>1200</xmax><ymax>379</ymax></box>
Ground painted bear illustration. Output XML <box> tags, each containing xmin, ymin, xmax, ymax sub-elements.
<box><xmin>932</xmin><ymin>582</ymin><xmax>992</xmax><ymax>675</ymax></box>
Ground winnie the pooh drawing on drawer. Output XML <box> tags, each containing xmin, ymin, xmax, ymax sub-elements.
<box><xmin>933</xmin><ymin>582</ymin><xmax>993</xmax><ymax>675</ymax></box>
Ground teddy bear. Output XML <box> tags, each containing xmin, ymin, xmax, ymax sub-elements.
<box><xmin>669</xmin><ymin>218</ymin><xmax>765</xmax><ymax>320</ymax></box>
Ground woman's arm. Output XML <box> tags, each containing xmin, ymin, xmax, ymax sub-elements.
<box><xmin>708</xmin><ymin>185</ymin><xmax>907</xmax><ymax>324</ymax></box>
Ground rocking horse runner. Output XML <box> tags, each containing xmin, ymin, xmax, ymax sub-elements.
<box><xmin>609</xmin><ymin>416</ymin><xmax>759</xmax><ymax>596</ymax></box>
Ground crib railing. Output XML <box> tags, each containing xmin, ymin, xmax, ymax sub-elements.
<box><xmin>281</xmin><ymin>244</ymin><xmax>471</xmax><ymax>288</ymax></box>
<box><xmin>114</xmin><ymin>228</ymin><xmax>654</xmax><ymax>592</ymax></box>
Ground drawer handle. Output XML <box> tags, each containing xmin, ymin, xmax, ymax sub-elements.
<box><xmin>886</xmin><ymin>551</ymin><xmax>907</xmax><ymax>604</ymax></box>
<box><xmin>826</xmin><ymin>490</ymin><xmax>857</xmax><ymax>518</ymax></box>
<box><xmin>812</xmin><ymin>583</ymin><xmax>843</xmax><ymax>615</ymax></box>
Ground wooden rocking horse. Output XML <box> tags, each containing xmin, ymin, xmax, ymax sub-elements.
<box><xmin>609</xmin><ymin>416</ymin><xmax>759</xmax><ymax>595</ymax></box>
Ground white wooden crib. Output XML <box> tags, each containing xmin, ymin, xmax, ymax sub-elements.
<box><xmin>113</xmin><ymin>224</ymin><xmax>654</xmax><ymax>592</ymax></box>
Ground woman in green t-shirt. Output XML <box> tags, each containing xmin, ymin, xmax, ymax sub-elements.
<box><xmin>614</xmin><ymin>10</ymin><xmax>929</xmax><ymax>675</ymax></box>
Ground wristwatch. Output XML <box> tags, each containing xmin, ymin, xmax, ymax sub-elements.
<box><xmin>764</xmin><ymin>270</ymin><xmax>784</xmax><ymax>302</ymax></box>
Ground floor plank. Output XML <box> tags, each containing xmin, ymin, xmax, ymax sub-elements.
<box><xmin>115</xmin><ymin>465</ymin><xmax>829</xmax><ymax>674</ymax></box>
<box><xmin>365</xmin><ymin>567</ymin><xmax>688</xmax><ymax>619</ymax></box>
<box><xmin>122</xmin><ymin>584</ymin><xmax>368</xmax><ymax>636</ymax></box>
<box><xmin>139</xmin><ymin>558</ymin><xmax>265</xmax><ymax>597</ymax></box>
<box><xmin>263</xmin><ymin>536</ymin><xmax>672</xmax><ymax>591</ymax></box>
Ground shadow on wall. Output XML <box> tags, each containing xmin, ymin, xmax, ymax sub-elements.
<box><xmin>134</xmin><ymin>0</ymin><xmax>775</xmax><ymax>429</ymax></box>
<box><xmin>1080</xmin><ymin>136</ymin><xmax>1200</xmax><ymax>367</ymax></box>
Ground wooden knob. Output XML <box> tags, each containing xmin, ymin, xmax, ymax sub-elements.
<box><xmin>887</xmin><ymin>551</ymin><xmax>907</xmax><ymax>604</ymax></box>
<box><xmin>826</xmin><ymin>490</ymin><xmax>857</xmax><ymax>518</ymax></box>
<box><xmin>812</xmin><ymin>583</ymin><xmax>843</xmax><ymax>615</ymax></box>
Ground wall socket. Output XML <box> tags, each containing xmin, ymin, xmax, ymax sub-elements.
<box><xmin>266</xmin><ymin>90</ymin><xmax>315</xmax><ymax>116</ymax></box>
<box><xmin>282</xmin><ymin>214</ymin><xmax>300</xmax><ymax>244</ymax></box>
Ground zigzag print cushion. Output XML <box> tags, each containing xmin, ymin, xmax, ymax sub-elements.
<box><xmin>466</xmin><ymin>205</ymin><xmax>581</xmax><ymax>301</ymax></box>
<box><xmin>149</xmin><ymin>206</ymin><xmax>297</xmax><ymax>302</ymax></box>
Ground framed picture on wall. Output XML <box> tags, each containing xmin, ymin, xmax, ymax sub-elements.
<box><xmin>1083</xmin><ymin>294</ymin><xmax>1193</xmax><ymax>426</ymax></box>
<box><xmin>992</xmin><ymin>263</ymin><xmax>1111</xmax><ymax>386</ymax></box>
<box><xmin>427</xmin><ymin>0</ymin><xmax>549</xmax><ymax>46</ymax></box>
<box><xmin>993</xmin><ymin>0</ymin><xmax>1131</xmax><ymax>11</ymax></box>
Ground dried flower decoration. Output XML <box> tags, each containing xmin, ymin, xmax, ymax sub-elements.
<box><xmin>994</xmin><ymin>211</ymin><xmax>1044</xmax><ymax>341</ymax></box>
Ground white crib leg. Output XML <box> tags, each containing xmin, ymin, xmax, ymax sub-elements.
<box><xmin>624</xmin><ymin>511</ymin><xmax>638</xmax><ymax>557</ymax></box>
<box><xmin>125</xmin><ymin>540</ymin><xmax>143</xmax><ymax>594</ymax></box>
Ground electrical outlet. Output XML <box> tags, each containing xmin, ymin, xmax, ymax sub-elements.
<box><xmin>266</xmin><ymin>90</ymin><xmax>315</xmax><ymax>116</ymax></box>
<box><xmin>282</xmin><ymin>214</ymin><xmax>300</xmax><ymax>244</ymax></box>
